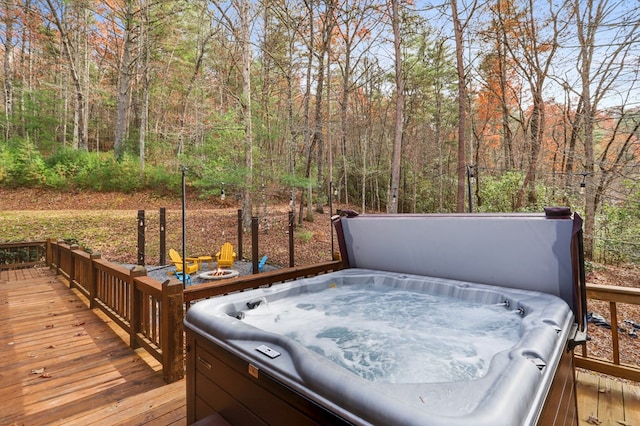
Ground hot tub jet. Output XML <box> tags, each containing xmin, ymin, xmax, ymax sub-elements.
<box><xmin>247</xmin><ymin>300</ymin><xmax>263</xmax><ymax>309</ymax></box>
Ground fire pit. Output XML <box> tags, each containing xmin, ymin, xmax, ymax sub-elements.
<box><xmin>199</xmin><ymin>269</ymin><xmax>239</xmax><ymax>280</ymax></box>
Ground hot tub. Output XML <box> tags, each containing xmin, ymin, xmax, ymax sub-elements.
<box><xmin>185</xmin><ymin>268</ymin><xmax>574</xmax><ymax>425</ymax></box>
<box><xmin>185</xmin><ymin>211</ymin><xmax>585</xmax><ymax>425</ymax></box>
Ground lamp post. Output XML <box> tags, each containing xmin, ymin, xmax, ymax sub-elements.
<box><xmin>329</xmin><ymin>180</ymin><xmax>334</xmax><ymax>258</ymax></box>
<box><xmin>181</xmin><ymin>166</ymin><xmax>187</xmax><ymax>287</ymax></box>
<box><xmin>466</xmin><ymin>165</ymin><xmax>474</xmax><ymax>213</ymax></box>
<box><xmin>221</xmin><ymin>182</ymin><xmax>225</xmax><ymax>200</ymax></box>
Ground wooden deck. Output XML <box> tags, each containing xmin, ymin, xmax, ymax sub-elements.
<box><xmin>2</xmin><ymin>267</ymin><xmax>640</xmax><ymax>426</ymax></box>
<box><xmin>0</xmin><ymin>267</ymin><xmax>185</xmax><ymax>425</ymax></box>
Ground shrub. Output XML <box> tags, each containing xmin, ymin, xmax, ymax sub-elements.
<box><xmin>5</xmin><ymin>139</ymin><xmax>47</xmax><ymax>188</ymax></box>
<box><xmin>145</xmin><ymin>165</ymin><xmax>181</xmax><ymax>195</ymax></box>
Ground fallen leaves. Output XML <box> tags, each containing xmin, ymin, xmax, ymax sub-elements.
<box><xmin>30</xmin><ymin>367</ymin><xmax>51</xmax><ymax>378</ymax></box>
<box><xmin>586</xmin><ymin>415</ymin><xmax>602</xmax><ymax>425</ymax></box>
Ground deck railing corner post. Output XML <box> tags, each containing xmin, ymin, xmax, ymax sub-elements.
<box><xmin>129</xmin><ymin>266</ymin><xmax>147</xmax><ymax>349</ymax></box>
<box><xmin>161</xmin><ymin>278</ymin><xmax>184</xmax><ymax>383</ymax></box>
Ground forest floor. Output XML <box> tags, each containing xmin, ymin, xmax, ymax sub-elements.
<box><xmin>1</xmin><ymin>188</ymin><xmax>639</xmax><ymax>372</ymax></box>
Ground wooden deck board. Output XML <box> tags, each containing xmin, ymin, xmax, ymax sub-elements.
<box><xmin>0</xmin><ymin>268</ymin><xmax>185</xmax><ymax>426</ymax></box>
<box><xmin>2</xmin><ymin>267</ymin><xmax>640</xmax><ymax>425</ymax></box>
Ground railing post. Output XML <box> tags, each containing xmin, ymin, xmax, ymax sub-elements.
<box><xmin>129</xmin><ymin>265</ymin><xmax>147</xmax><ymax>349</ymax></box>
<box><xmin>69</xmin><ymin>245</ymin><xmax>79</xmax><ymax>289</ymax></box>
<box><xmin>137</xmin><ymin>210</ymin><xmax>145</xmax><ymax>266</ymax></box>
<box><xmin>88</xmin><ymin>253</ymin><xmax>101</xmax><ymax>309</ymax></box>
<box><xmin>161</xmin><ymin>278</ymin><xmax>184</xmax><ymax>383</ymax></box>
<box><xmin>237</xmin><ymin>209</ymin><xmax>243</xmax><ymax>260</ymax></box>
<box><xmin>47</xmin><ymin>238</ymin><xmax>55</xmax><ymax>268</ymax></box>
<box><xmin>159</xmin><ymin>207</ymin><xmax>166</xmax><ymax>266</ymax></box>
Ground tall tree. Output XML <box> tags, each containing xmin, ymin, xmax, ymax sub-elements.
<box><xmin>312</xmin><ymin>0</ymin><xmax>336</xmax><ymax>214</ymax></box>
<box><xmin>508</xmin><ymin>0</ymin><xmax>567</xmax><ymax>208</ymax></box>
<box><xmin>211</xmin><ymin>0</ymin><xmax>254</xmax><ymax>227</ymax></box>
<box><xmin>388</xmin><ymin>0</ymin><xmax>404</xmax><ymax>214</ymax></box>
<box><xmin>112</xmin><ymin>0</ymin><xmax>138</xmax><ymax>160</ymax></box>
<box><xmin>333</xmin><ymin>0</ymin><xmax>384</xmax><ymax>208</ymax></box>
<box><xmin>573</xmin><ymin>0</ymin><xmax>640</xmax><ymax>258</ymax></box>
<box><xmin>43</xmin><ymin>0</ymin><xmax>88</xmax><ymax>149</ymax></box>
<box><xmin>2</xmin><ymin>0</ymin><xmax>16</xmax><ymax>142</ymax></box>
<box><xmin>450</xmin><ymin>0</ymin><xmax>468</xmax><ymax>212</ymax></box>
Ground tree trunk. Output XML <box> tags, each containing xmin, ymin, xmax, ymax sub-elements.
<box><xmin>45</xmin><ymin>0</ymin><xmax>87</xmax><ymax>150</ymax></box>
<box><xmin>300</xmin><ymin>0</ymin><xmax>314</xmax><ymax>224</ymax></box>
<box><xmin>240</xmin><ymin>0</ymin><xmax>253</xmax><ymax>228</ymax></box>
<box><xmin>388</xmin><ymin>0</ymin><xmax>404</xmax><ymax>214</ymax></box>
<box><xmin>139</xmin><ymin>0</ymin><xmax>151</xmax><ymax>175</ymax></box>
<box><xmin>451</xmin><ymin>0</ymin><xmax>466</xmax><ymax>213</ymax></box>
<box><xmin>114</xmin><ymin>1</ymin><xmax>137</xmax><ymax>160</ymax></box>
<box><xmin>2</xmin><ymin>0</ymin><xmax>15</xmax><ymax>142</ymax></box>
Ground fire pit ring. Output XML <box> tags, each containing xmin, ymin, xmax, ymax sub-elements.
<box><xmin>199</xmin><ymin>269</ymin><xmax>240</xmax><ymax>280</ymax></box>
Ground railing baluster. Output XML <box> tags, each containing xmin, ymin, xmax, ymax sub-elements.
<box><xmin>610</xmin><ymin>301</ymin><xmax>620</xmax><ymax>365</ymax></box>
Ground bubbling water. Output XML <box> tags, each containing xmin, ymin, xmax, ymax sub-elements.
<box><xmin>241</xmin><ymin>283</ymin><xmax>521</xmax><ymax>384</ymax></box>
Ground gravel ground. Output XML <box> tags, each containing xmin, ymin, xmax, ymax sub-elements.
<box><xmin>123</xmin><ymin>259</ymin><xmax>280</xmax><ymax>287</ymax></box>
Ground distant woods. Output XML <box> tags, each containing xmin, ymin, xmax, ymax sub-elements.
<box><xmin>1</xmin><ymin>0</ymin><xmax>639</xmax><ymax>263</ymax></box>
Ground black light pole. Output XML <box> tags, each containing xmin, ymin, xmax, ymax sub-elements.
<box><xmin>181</xmin><ymin>166</ymin><xmax>187</xmax><ymax>287</ymax></box>
<box><xmin>329</xmin><ymin>180</ymin><xmax>334</xmax><ymax>259</ymax></box>
<box><xmin>467</xmin><ymin>165</ymin><xmax>473</xmax><ymax>213</ymax></box>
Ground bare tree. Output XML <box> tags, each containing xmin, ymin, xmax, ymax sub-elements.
<box><xmin>509</xmin><ymin>0</ymin><xmax>568</xmax><ymax>209</ymax></box>
<box><xmin>388</xmin><ymin>0</ymin><xmax>404</xmax><ymax>213</ymax></box>
<box><xmin>211</xmin><ymin>0</ymin><xmax>254</xmax><ymax>227</ymax></box>
<box><xmin>573</xmin><ymin>0</ymin><xmax>640</xmax><ymax>258</ymax></box>
<box><xmin>2</xmin><ymin>0</ymin><xmax>16</xmax><ymax>142</ymax></box>
<box><xmin>113</xmin><ymin>0</ymin><xmax>138</xmax><ymax>160</ymax></box>
<box><xmin>43</xmin><ymin>0</ymin><xmax>88</xmax><ymax>149</ymax></box>
<box><xmin>450</xmin><ymin>0</ymin><xmax>467</xmax><ymax>212</ymax></box>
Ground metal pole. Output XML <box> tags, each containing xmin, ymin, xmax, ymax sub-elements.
<box><xmin>181</xmin><ymin>166</ymin><xmax>187</xmax><ymax>287</ymax></box>
<box><xmin>251</xmin><ymin>216</ymin><xmax>259</xmax><ymax>274</ymax></box>
<box><xmin>466</xmin><ymin>165</ymin><xmax>473</xmax><ymax>213</ymax></box>
<box><xmin>288</xmin><ymin>211</ymin><xmax>295</xmax><ymax>267</ymax></box>
<box><xmin>237</xmin><ymin>209</ymin><xmax>243</xmax><ymax>260</ymax></box>
<box><xmin>329</xmin><ymin>180</ymin><xmax>334</xmax><ymax>259</ymax></box>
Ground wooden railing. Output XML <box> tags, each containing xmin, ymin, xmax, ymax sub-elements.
<box><xmin>0</xmin><ymin>240</ymin><xmax>47</xmax><ymax>270</ymax></box>
<box><xmin>575</xmin><ymin>283</ymin><xmax>640</xmax><ymax>382</ymax></box>
<box><xmin>47</xmin><ymin>240</ymin><xmax>184</xmax><ymax>383</ymax></box>
<box><xmin>44</xmin><ymin>240</ymin><xmax>342</xmax><ymax>384</ymax></box>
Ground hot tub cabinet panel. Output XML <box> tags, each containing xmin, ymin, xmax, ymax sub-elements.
<box><xmin>185</xmin><ymin>269</ymin><xmax>578</xmax><ymax>426</ymax></box>
<box><xmin>538</xmin><ymin>344</ymin><xmax>578</xmax><ymax>426</ymax></box>
<box><xmin>187</xmin><ymin>330</ymin><xmax>351</xmax><ymax>425</ymax></box>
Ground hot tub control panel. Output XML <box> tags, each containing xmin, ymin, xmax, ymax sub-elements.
<box><xmin>256</xmin><ymin>344</ymin><xmax>281</xmax><ymax>359</ymax></box>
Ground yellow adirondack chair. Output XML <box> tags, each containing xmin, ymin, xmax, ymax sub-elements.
<box><xmin>168</xmin><ymin>248</ymin><xmax>199</xmax><ymax>274</ymax></box>
<box><xmin>215</xmin><ymin>242</ymin><xmax>236</xmax><ymax>268</ymax></box>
